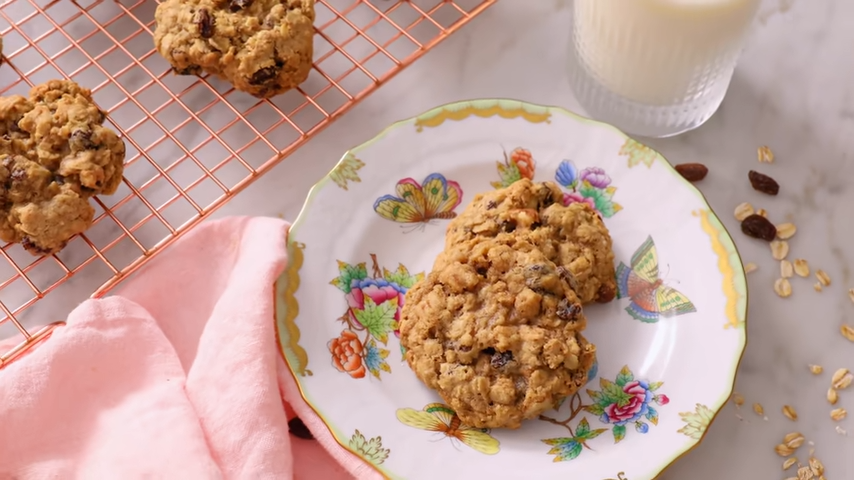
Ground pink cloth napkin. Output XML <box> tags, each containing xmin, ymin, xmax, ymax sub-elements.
<box><xmin>0</xmin><ymin>216</ymin><xmax>383</xmax><ymax>480</ymax></box>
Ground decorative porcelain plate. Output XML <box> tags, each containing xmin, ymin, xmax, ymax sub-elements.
<box><xmin>275</xmin><ymin>99</ymin><xmax>747</xmax><ymax>480</ymax></box>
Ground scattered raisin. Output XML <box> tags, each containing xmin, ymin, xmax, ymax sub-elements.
<box><xmin>288</xmin><ymin>417</ymin><xmax>314</xmax><ymax>440</ymax></box>
<box><xmin>741</xmin><ymin>214</ymin><xmax>777</xmax><ymax>241</ymax></box>
<box><xmin>486</xmin><ymin>200</ymin><xmax>497</xmax><ymax>210</ymax></box>
<box><xmin>556</xmin><ymin>299</ymin><xmax>582</xmax><ymax>321</ymax></box>
<box><xmin>54</xmin><ymin>175</ymin><xmax>65</xmax><ymax>185</ymax></box>
<box><xmin>229</xmin><ymin>0</ymin><xmax>252</xmax><ymax>11</ymax></box>
<box><xmin>595</xmin><ymin>283</ymin><xmax>616</xmax><ymax>303</ymax></box>
<box><xmin>196</xmin><ymin>9</ymin><xmax>215</xmax><ymax>39</ymax></box>
<box><xmin>500</xmin><ymin>220</ymin><xmax>516</xmax><ymax>233</ymax></box>
<box><xmin>481</xmin><ymin>347</ymin><xmax>496</xmax><ymax>356</ymax></box>
<box><xmin>490</xmin><ymin>351</ymin><xmax>513</xmax><ymax>369</ymax></box>
<box><xmin>70</xmin><ymin>129</ymin><xmax>95</xmax><ymax>150</ymax></box>
<box><xmin>250</xmin><ymin>65</ymin><xmax>279</xmax><ymax>85</ymax></box>
<box><xmin>748</xmin><ymin>170</ymin><xmax>779</xmax><ymax>195</ymax></box>
<box><xmin>476</xmin><ymin>266</ymin><xmax>488</xmax><ymax>276</ymax></box>
<box><xmin>531</xmin><ymin>221</ymin><xmax>542</xmax><ymax>230</ymax></box>
<box><xmin>674</xmin><ymin>163</ymin><xmax>708</xmax><ymax>182</ymax></box>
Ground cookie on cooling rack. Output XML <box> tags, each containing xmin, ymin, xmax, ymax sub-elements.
<box><xmin>154</xmin><ymin>0</ymin><xmax>315</xmax><ymax>98</ymax></box>
<box><xmin>399</xmin><ymin>236</ymin><xmax>596</xmax><ymax>430</ymax></box>
<box><xmin>442</xmin><ymin>179</ymin><xmax>618</xmax><ymax>304</ymax></box>
<box><xmin>0</xmin><ymin>80</ymin><xmax>126</xmax><ymax>255</ymax></box>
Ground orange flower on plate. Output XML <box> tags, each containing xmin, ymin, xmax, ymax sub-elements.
<box><xmin>329</xmin><ymin>330</ymin><xmax>366</xmax><ymax>378</ymax></box>
<box><xmin>510</xmin><ymin>148</ymin><xmax>536</xmax><ymax>180</ymax></box>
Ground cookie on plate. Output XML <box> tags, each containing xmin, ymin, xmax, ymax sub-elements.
<box><xmin>443</xmin><ymin>178</ymin><xmax>617</xmax><ymax>304</ymax></box>
<box><xmin>0</xmin><ymin>80</ymin><xmax>125</xmax><ymax>254</ymax></box>
<box><xmin>400</xmin><ymin>236</ymin><xmax>596</xmax><ymax>430</ymax></box>
<box><xmin>154</xmin><ymin>0</ymin><xmax>315</xmax><ymax>98</ymax></box>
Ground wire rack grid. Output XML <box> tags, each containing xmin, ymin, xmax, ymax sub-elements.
<box><xmin>0</xmin><ymin>0</ymin><xmax>495</xmax><ymax>367</ymax></box>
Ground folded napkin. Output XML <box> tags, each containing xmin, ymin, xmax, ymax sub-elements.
<box><xmin>0</xmin><ymin>216</ymin><xmax>382</xmax><ymax>480</ymax></box>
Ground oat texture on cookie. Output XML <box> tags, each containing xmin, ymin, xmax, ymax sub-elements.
<box><xmin>0</xmin><ymin>80</ymin><xmax>125</xmax><ymax>255</ymax></box>
<box><xmin>400</xmin><ymin>236</ymin><xmax>596</xmax><ymax>430</ymax></box>
<box><xmin>443</xmin><ymin>179</ymin><xmax>617</xmax><ymax>304</ymax></box>
<box><xmin>153</xmin><ymin>0</ymin><xmax>315</xmax><ymax>98</ymax></box>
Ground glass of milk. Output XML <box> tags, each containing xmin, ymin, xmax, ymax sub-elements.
<box><xmin>568</xmin><ymin>0</ymin><xmax>761</xmax><ymax>138</ymax></box>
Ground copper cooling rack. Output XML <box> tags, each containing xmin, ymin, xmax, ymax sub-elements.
<box><xmin>0</xmin><ymin>0</ymin><xmax>495</xmax><ymax>367</ymax></box>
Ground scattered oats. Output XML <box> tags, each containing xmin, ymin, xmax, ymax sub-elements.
<box><xmin>744</xmin><ymin>262</ymin><xmax>758</xmax><ymax>274</ymax></box>
<box><xmin>837</xmin><ymin>425</ymin><xmax>848</xmax><ymax>436</ymax></box>
<box><xmin>809</xmin><ymin>457</ymin><xmax>824</xmax><ymax>476</ymax></box>
<box><xmin>775</xmin><ymin>443</ymin><xmax>796</xmax><ymax>457</ymax></box>
<box><xmin>814</xmin><ymin>282</ymin><xmax>823</xmax><ymax>292</ymax></box>
<box><xmin>782</xmin><ymin>405</ymin><xmax>798</xmax><ymax>421</ymax></box>
<box><xmin>757</xmin><ymin>208</ymin><xmax>768</xmax><ymax>217</ymax></box>
<box><xmin>753</xmin><ymin>402</ymin><xmax>765</xmax><ymax>416</ymax></box>
<box><xmin>776</xmin><ymin>222</ymin><xmax>797</xmax><ymax>239</ymax></box>
<box><xmin>783</xmin><ymin>457</ymin><xmax>798</xmax><ymax>470</ymax></box>
<box><xmin>758</xmin><ymin>145</ymin><xmax>775</xmax><ymax>163</ymax></box>
<box><xmin>831</xmin><ymin>368</ymin><xmax>852</xmax><ymax>390</ymax></box>
<box><xmin>798</xmin><ymin>467</ymin><xmax>814</xmax><ymax>480</ymax></box>
<box><xmin>816</xmin><ymin>269</ymin><xmax>831</xmax><ymax>286</ymax></box>
<box><xmin>841</xmin><ymin>324</ymin><xmax>854</xmax><ymax>343</ymax></box>
<box><xmin>784</xmin><ymin>432</ymin><xmax>805</xmax><ymax>449</ymax></box>
<box><xmin>784</xmin><ymin>477</ymin><xmax>798</xmax><ymax>480</ymax></box>
<box><xmin>828</xmin><ymin>387</ymin><xmax>839</xmax><ymax>405</ymax></box>
<box><xmin>732</xmin><ymin>392</ymin><xmax>745</xmax><ymax>407</ymax></box>
<box><xmin>771</xmin><ymin>240</ymin><xmax>790</xmax><ymax>260</ymax></box>
<box><xmin>830</xmin><ymin>407</ymin><xmax>847</xmax><ymax>421</ymax></box>
<box><xmin>734</xmin><ymin>202</ymin><xmax>755</xmax><ymax>221</ymax></box>
<box><xmin>796</xmin><ymin>466</ymin><xmax>814</xmax><ymax>480</ymax></box>
<box><xmin>794</xmin><ymin>259</ymin><xmax>810</xmax><ymax>277</ymax></box>
<box><xmin>775</xmin><ymin>278</ymin><xmax>793</xmax><ymax>298</ymax></box>
<box><xmin>809</xmin><ymin>364</ymin><xmax>823</xmax><ymax>375</ymax></box>
<box><xmin>849</xmin><ymin>287</ymin><xmax>854</xmax><ymax>304</ymax></box>
<box><xmin>781</xmin><ymin>260</ymin><xmax>794</xmax><ymax>278</ymax></box>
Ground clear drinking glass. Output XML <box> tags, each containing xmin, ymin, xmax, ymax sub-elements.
<box><xmin>567</xmin><ymin>0</ymin><xmax>761</xmax><ymax>138</ymax></box>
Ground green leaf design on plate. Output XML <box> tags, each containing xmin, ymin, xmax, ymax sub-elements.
<box><xmin>615</xmin><ymin>365</ymin><xmax>634</xmax><ymax>387</ymax></box>
<box><xmin>541</xmin><ymin>438</ymin><xmax>583</xmax><ymax>462</ymax></box>
<box><xmin>354</xmin><ymin>296</ymin><xmax>399</xmax><ymax>344</ymax></box>
<box><xmin>574</xmin><ymin>418</ymin><xmax>607</xmax><ymax>441</ymax></box>
<box><xmin>383</xmin><ymin>264</ymin><xmax>423</xmax><ymax>289</ymax></box>
<box><xmin>579</xmin><ymin>181</ymin><xmax>620</xmax><ymax>218</ymax></box>
<box><xmin>612</xmin><ymin>424</ymin><xmax>627</xmax><ymax>444</ymax></box>
<box><xmin>329</xmin><ymin>152</ymin><xmax>365</xmax><ymax>191</ymax></box>
<box><xmin>330</xmin><ymin>261</ymin><xmax>368</xmax><ymax>294</ymax></box>
<box><xmin>648</xmin><ymin>381</ymin><xmax>663</xmax><ymax>392</ymax></box>
<box><xmin>599</xmin><ymin>377</ymin><xmax>633</xmax><ymax>407</ymax></box>
<box><xmin>348</xmin><ymin>429</ymin><xmax>390</xmax><ymax>465</ymax></box>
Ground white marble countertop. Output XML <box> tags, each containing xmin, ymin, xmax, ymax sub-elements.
<box><xmin>7</xmin><ymin>0</ymin><xmax>853</xmax><ymax>477</ymax></box>
<box><xmin>210</xmin><ymin>0</ymin><xmax>854</xmax><ymax>478</ymax></box>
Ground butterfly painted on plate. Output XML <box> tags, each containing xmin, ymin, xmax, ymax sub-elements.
<box><xmin>616</xmin><ymin>236</ymin><xmax>697</xmax><ymax>323</ymax></box>
<box><xmin>373</xmin><ymin>173</ymin><xmax>462</xmax><ymax>230</ymax></box>
<box><xmin>395</xmin><ymin>403</ymin><xmax>500</xmax><ymax>455</ymax></box>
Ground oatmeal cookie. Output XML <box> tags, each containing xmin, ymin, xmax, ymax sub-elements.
<box><xmin>0</xmin><ymin>80</ymin><xmax>125</xmax><ymax>254</ymax></box>
<box><xmin>154</xmin><ymin>0</ymin><xmax>315</xmax><ymax>98</ymax></box>
<box><xmin>400</xmin><ymin>237</ymin><xmax>596</xmax><ymax>430</ymax></box>
<box><xmin>444</xmin><ymin>179</ymin><xmax>617</xmax><ymax>304</ymax></box>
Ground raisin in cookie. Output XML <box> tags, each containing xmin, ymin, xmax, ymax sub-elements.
<box><xmin>400</xmin><ymin>236</ymin><xmax>596</xmax><ymax>430</ymax></box>
<box><xmin>444</xmin><ymin>179</ymin><xmax>617</xmax><ymax>304</ymax></box>
<box><xmin>0</xmin><ymin>80</ymin><xmax>125</xmax><ymax>254</ymax></box>
<box><xmin>154</xmin><ymin>0</ymin><xmax>314</xmax><ymax>98</ymax></box>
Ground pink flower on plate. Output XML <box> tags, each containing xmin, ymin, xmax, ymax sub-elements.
<box><xmin>563</xmin><ymin>192</ymin><xmax>596</xmax><ymax>210</ymax></box>
<box><xmin>601</xmin><ymin>380</ymin><xmax>654</xmax><ymax>425</ymax></box>
<box><xmin>345</xmin><ymin>278</ymin><xmax>407</xmax><ymax>335</ymax></box>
